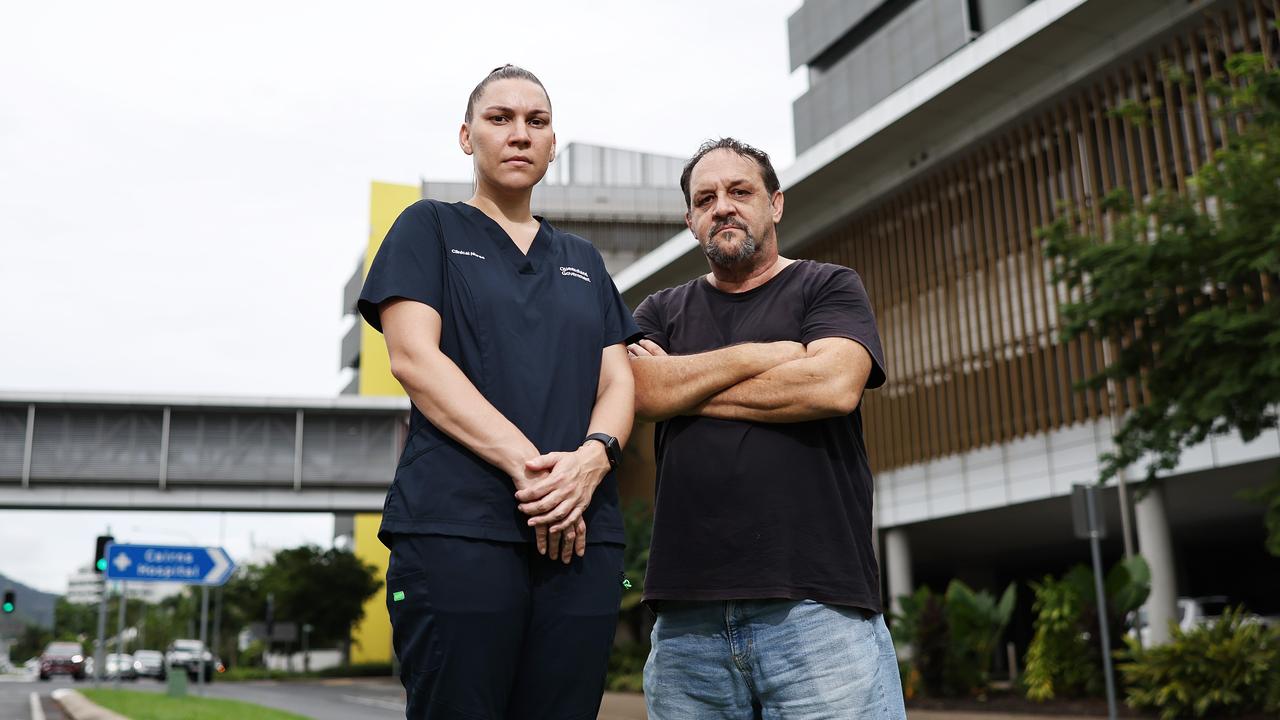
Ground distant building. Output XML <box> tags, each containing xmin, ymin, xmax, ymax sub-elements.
<box><xmin>65</xmin><ymin>567</ymin><xmax>103</xmax><ymax>605</ymax></box>
<box><xmin>66</xmin><ymin>566</ymin><xmax>176</xmax><ymax>605</ymax></box>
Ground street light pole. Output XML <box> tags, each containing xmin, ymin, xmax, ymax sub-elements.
<box><xmin>93</xmin><ymin>528</ymin><xmax>111</xmax><ymax>688</ymax></box>
<box><xmin>1080</xmin><ymin>484</ymin><xmax>1119</xmax><ymax>720</ymax></box>
<box><xmin>113</xmin><ymin>582</ymin><xmax>127</xmax><ymax>691</ymax></box>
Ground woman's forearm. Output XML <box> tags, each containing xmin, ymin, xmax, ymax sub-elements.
<box><xmin>394</xmin><ymin>349</ymin><xmax>538</xmax><ymax>478</ymax></box>
<box><xmin>585</xmin><ymin>344</ymin><xmax>636</xmax><ymax>449</ymax></box>
<box><xmin>381</xmin><ymin>299</ymin><xmax>538</xmax><ymax>478</ymax></box>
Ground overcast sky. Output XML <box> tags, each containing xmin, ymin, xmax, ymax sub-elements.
<box><xmin>0</xmin><ymin>0</ymin><xmax>805</xmax><ymax>594</ymax></box>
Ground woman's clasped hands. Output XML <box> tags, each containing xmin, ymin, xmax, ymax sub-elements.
<box><xmin>512</xmin><ymin>442</ymin><xmax>612</xmax><ymax>563</ymax></box>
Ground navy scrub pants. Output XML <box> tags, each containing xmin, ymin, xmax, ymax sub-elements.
<box><xmin>385</xmin><ymin>533</ymin><xmax>624</xmax><ymax>720</ymax></box>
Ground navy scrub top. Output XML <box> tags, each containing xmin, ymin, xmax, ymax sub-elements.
<box><xmin>358</xmin><ymin>199</ymin><xmax>641</xmax><ymax>546</ymax></box>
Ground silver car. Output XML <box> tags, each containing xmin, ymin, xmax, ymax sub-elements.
<box><xmin>132</xmin><ymin>649</ymin><xmax>165</xmax><ymax>679</ymax></box>
<box><xmin>104</xmin><ymin>653</ymin><xmax>138</xmax><ymax>680</ymax></box>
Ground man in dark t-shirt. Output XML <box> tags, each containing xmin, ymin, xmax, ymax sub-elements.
<box><xmin>630</xmin><ymin>138</ymin><xmax>906</xmax><ymax>719</ymax></box>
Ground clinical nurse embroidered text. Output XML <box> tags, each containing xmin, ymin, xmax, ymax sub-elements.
<box><xmin>451</xmin><ymin>248</ymin><xmax>487</xmax><ymax>260</ymax></box>
<box><xmin>560</xmin><ymin>266</ymin><xmax>591</xmax><ymax>282</ymax></box>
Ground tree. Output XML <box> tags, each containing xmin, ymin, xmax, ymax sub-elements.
<box><xmin>256</xmin><ymin>546</ymin><xmax>381</xmax><ymax>652</ymax></box>
<box><xmin>53</xmin><ymin>598</ymin><xmax>99</xmax><ymax>640</ymax></box>
<box><xmin>1041</xmin><ymin>52</ymin><xmax>1280</xmax><ymax>553</ymax></box>
<box><xmin>9</xmin><ymin>623</ymin><xmax>53</xmax><ymax>663</ymax></box>
<box><xmin>217</xmin><ymin>564</ymin><xmax>267</xmax><ymax>665</ymax></box>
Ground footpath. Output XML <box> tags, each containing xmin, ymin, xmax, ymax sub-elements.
<box><xmin>599</xmin><ymin>694</ymin><xmax>1104</xmax><ymax>720</ymax></box>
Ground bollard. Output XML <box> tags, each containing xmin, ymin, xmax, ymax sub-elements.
<box><xmin>166</xmin><ymin>665</ymin><xmax>188</xmax><ymax>698</ymax></box>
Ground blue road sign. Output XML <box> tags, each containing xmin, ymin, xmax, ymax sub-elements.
<box><xmin>104</xmin><ymin>544</ymin><xmax>236</xmax><ymax>586</ymax></box>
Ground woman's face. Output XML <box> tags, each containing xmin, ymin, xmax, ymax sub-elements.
<box><xmin>460</xmin><ymin>78</ymin><xmax>555</xmax><ymax>193</ymax></box>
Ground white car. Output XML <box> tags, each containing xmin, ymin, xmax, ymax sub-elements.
<box><xmin>103</xmin><ymin>653</ymin><xmax>138</xmax><ymax>680</ymax></box>
<box><xmin>132</xmin><ymin>649</ymin><xmax>165</xmax><ymax>679</ymax></box>
<box><xmin>164</xmin><ymin>639</ymin><xmax>221</xmax><ymax>682</ymax></box>
<box><xmin>1132</xmin><ymin>596</ymin><xmax>1263</xmax><ymax>646</ymax></box>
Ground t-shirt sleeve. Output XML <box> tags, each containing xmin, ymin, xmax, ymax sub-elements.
<box><xmin>803</xmin><ymin>266</ymin><xmax>887</xmax><ymax>389</ymax></box>
<box><xmin>357</xmin><ymin>201</ymin><xmax>444</xmax><ymax>334</ymax></box>
<box><xmin>631</xmin><ymin>293</ymin><xmax>670</xmax><ymax>351</ymax></box>
<box><xmin>598</xmin><ymin>261</ymin><xmax>644</xmax><ymax>347</ymax></box>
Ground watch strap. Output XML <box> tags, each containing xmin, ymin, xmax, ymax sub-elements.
<box><xmin>584</xmin><ymin>432</ymin><xmax>621</xmax><ymax>470</ymax></box>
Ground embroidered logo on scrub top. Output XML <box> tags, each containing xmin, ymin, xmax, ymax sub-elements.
<box><xmin>451</xmin><ymin>249</ymin><xmax>486</xmax><ymax>260</ymax></box>
<box><xmin>560</xmin><ymin>266</ymin><xmax>591</xmax><ymax>282</ymax></box>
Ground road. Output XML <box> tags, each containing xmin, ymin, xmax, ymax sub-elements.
<box><xmin>1</xmin><ymin>670</ymin><xmax>403</xmax><ymax>720</ymax></box>
<box><xmin>2</xmin><ymin>675</ymin><xmax>1103</xmax><ymax>720</ymax></box>
<box><xmin>0</xmin><ymin>671</ymin><xmax>71</xmax><ymax>720</ymax></box>
<box><xmin>2</xmin><ymin>671</ymin><xmax>652</xmax><ymax>720</ymax></box>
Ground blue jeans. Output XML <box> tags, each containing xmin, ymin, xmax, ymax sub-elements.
<box><xmin>643</xmin><ymin>599</ymin><xmax>906</xmax><ymax>720</ymax></box>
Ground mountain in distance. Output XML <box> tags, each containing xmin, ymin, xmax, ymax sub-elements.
<box><xmin>0</xmin><ymin>572</ymin><xmax>58</xmax><ymax>630</ymax></box>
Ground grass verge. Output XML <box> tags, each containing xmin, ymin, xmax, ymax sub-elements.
<box><xmin>80</xmin><ymin>689</ymin><xmax>310</xmax><ymax>720</ymax></box>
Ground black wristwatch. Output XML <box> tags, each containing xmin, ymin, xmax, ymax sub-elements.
<box><xmin>584</xmin><ymin>432</ymin><xmax>622</xmax><ymax>471</ymax></box>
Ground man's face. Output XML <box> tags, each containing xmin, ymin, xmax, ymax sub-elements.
<box><xmin>685</xmin><ymin>149</ymin><xmax>783</xmax><ymax>269</ymax></box>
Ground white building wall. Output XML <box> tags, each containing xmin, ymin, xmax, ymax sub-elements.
<box><xmin>876</xmin><ymin>419</ymin><xmax>1280</xmax><ymax>529</ymax></box>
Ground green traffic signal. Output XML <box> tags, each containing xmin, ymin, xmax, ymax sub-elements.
<box><xmin>1</xmin><ymin>602</ymin><xmax>12</xmax><ymax>614</ymax></box>
<box><xmin>1</xmin><ymin>591</ymin><xmax>13</xmax><ymax>614</ymax></box>
<box><xmin>94</xmin><ymin>535</ymin><xmax>114</xmax><ymax>575</ymax></box>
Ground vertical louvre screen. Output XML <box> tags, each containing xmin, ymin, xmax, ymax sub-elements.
<box><xmin>805</xmin><ymin>1</ymin><xmax>1279</xmax><ymax>472</ymax></box>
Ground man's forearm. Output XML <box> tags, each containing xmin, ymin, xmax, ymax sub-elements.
<box><xmin>695</xmin><ymin>340</ymin><xmax>873</xmax><ymax>423</ymax></box>
<box><xmin>631</xmin><ymin>342</ymin><xmax>803</xmax><ymax>422</ymax></box>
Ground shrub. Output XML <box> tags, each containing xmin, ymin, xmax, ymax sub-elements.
<box><xmin>893</xmin><ymin>580</ymin><xmax>1016</xmax><ymax>697</ymax></box>
<box><xmin>605</xmin><ymin>642</ymin><xmax>648</xmax><ymax>692</ymax></box>
<box><xmin>1023</xmin><ymin>556</ymin><xmax>1150</xmax><ymax>701</ymax></box>
<box><xmin>1023</xmin><ymin>573</ymin><xmax>1097</xmax><ymax>700</ymax></box>
<box><xmin>945</xmin><ymin>580</ymin><xmax>1017</xmax><ymax>694</ymax></box>
<box><xmin>1119</xmin><ymin>607</ymin><xmax>1280</xmax><ymax>719</ymax></box>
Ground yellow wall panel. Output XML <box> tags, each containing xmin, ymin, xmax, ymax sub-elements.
<box><xmin>349</xmin><ymin>512</ymin><xmax>392</xmax><ymax>664</ymax></box>
<box><xmin>359</xmin><ymin>181</ymin><xmax>422</xmax><ymax>397</ymax></box>
<box><xmin>351</xmin><ymin>180</ymin><xmax>419</xmax><ymax>664</ymax></box>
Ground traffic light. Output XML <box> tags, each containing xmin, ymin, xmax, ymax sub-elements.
<box><xmin>94</xmin><ymin>535</ymin><xmax>114</xmax><ymax>574</ymax></box>
<box><xmin>2</xmin><ymin>590</ymin><xmax>14</xmax><ymax>614</ymax></box>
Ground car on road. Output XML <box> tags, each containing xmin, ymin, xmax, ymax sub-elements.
<box><xmin>39</xmin><ymin>641</ymin><xmax>86</xmax><ymax>681</ymax></box>
<box><xmin>164</xmin><ymin>638</ymin><xmax>221</xmax><ymax>681</ymax></box>
<box><xmin>103</xmin><ymin>653</ymin><xmax>138</xmax><ymax>680</ymax></box>
<box><xmin>132</xmin><ymin>649</ymin><xmax>166</xmax><ymax>679</ymax></box>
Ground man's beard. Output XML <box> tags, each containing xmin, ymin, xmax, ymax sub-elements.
<box><xmin>702</xmin><ymin>219</ymin><xmax>760</xmax><ymax>268</ymax></box>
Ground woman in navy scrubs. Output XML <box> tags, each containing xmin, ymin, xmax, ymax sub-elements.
<box><xmin>357</xmin><ymin>65</ymin><xmax>640</xmax><ymax>719</ymax></box>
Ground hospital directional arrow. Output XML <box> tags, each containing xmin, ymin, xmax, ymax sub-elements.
<box><xmin>104</xmin><ymin>543</ymin><xmax>237</xmax><ymax>586</ymax></box>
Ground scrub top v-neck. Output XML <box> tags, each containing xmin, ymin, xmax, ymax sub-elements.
<box><xmin>358</xmin><ymin>199</ymin><xmax>640</xmax><ymax>546</ymax></box>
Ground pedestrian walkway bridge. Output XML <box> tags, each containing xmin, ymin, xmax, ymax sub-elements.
<box><xmin>0</xmin><ymin>392</ymin><xmax>409</xmax><ymax>512</ymax></box>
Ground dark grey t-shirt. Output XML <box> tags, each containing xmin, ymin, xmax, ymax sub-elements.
<box><xmin>633</xmin><ymin>260</ymin><xmax>887</xmax><ymax>611</ymax></box>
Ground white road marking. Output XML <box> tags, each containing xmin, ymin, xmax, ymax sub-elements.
<box><xmin>29</xmin><ymin>691</ymin><xmax>46</xmax><ymax>720</ymax></box>
<box><xmin>339</xmin><ymin>694</ymin><xmax>405</xmax><ymax>712</ymax></box>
